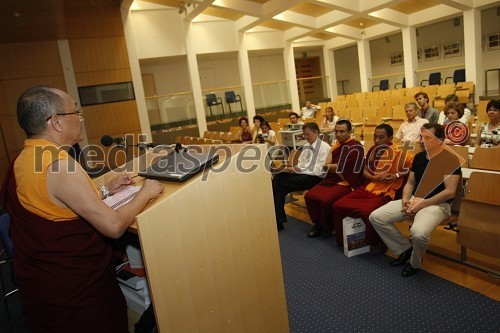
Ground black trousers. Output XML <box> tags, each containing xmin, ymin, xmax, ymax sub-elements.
<box><xmin>272</xmin><ymin>172</ymin><xmax>322</xmax><ymax>224</ymax></box>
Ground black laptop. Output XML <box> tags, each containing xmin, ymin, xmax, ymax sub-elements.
<box><xmin>138</xmin><ymin>151</ymin><xmax>219</xmax><ymax>182</ymax></box>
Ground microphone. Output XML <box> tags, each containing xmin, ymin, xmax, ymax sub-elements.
<box><xmin>101</xmin><ymin>135</ymin><xmax>125</xmax><ymax>147</ymax></box>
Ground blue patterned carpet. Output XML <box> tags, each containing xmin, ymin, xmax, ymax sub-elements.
<box><xmin>279</xmin><ymin>217</ymin><xmax>500</xmax><ymax>333</ymax></box>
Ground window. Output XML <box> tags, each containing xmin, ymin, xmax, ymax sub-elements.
<box><xmin>78</xmin><ymin>82</ymin><xmax>135</xmax><ymax>106</ymax></box>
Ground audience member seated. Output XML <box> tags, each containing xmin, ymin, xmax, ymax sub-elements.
<box><xmin>331</xmin><ymin>124</ymin><xmax>414</xmax><ymax>253</ymax></box>
<box><xmin>300</xmin><ymin>101</ymin><xmax>321</xmax><ymax>119</ymax></box>
<box><xmin>476</xmin><ymin>99</ymin><xmax>500</xmax><ymax>148</ymax></box>
<box><xmin>289</xmin><ymin>112</ymin><xmax>304</xmax><ymax>125</ymax></box>
<box><xmin>3</xmin><ymin>86</ymin><xmax>164</xmax><ymax>332</ymax></box>
<box><xmin>370</xmin><ymin>123</ymin><xmax>462</xmax><ymax>277</ymax></box>
<box><xmin>238</xmin><ymin>116</ymin><xmax>253</xmax><ymax>143</ymax></box>
<box><xmin>321</xmin><ymin>106</ymin><xmax>339</xmax><ymax>129</ymax></box>
<box><xmin>415</xmin><ymin>92</ymin><xmax>439</xmax><ymax>124</ymax></box>
<box><xmin>443</xmin><ymin>102</ymin><xmax>469</xmax><ymax>146</ymax></box>
<box><xmin>257</xmin><ymin>121</ymin><xmax>277</xmax><ymax>148</ymax></box>
<box><xmin>321</xmin><ymin>106</ymin><xmax>339</xmax><ymax>145</ymax></box>
<box><xmin>252</xmin><ymin>115</ymin><xmax>265</xmax><ymax>143</ymax></box>
<box><xmin>438</xmin><ymin>94</ymin><xmax>471</xmax><ymax>125</ymax></box>
<box><xmin>394</xmin><ymin>102</ymin><xmax>429</xmax><ymax>144</ymax></box>
<box><xmin>305</xmin><ymin>120</ymin><xmax>364</xmax><ymax>238</ymax></box>
<box><xmin>272</xmin><ymin>123</ymin><xmax>331</xmax><ymax>231</ymax></box>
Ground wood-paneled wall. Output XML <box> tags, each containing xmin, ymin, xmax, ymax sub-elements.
<box><xmin>0</xmin><ymin>1</ymin><xmax>143</xmax><ymax>181</ymax></box>
<box><xmin>0</xmin><ymin>41</ymin><xmax>66</xmax><ymax>179</ymax></box>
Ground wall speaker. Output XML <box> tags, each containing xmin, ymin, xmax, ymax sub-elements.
<box><xmin>453</xmin><ymin>18</ymin><xmax>461</xmax><ymax>27</ymax></box>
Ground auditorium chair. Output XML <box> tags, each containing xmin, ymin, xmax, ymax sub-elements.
<box><xmin>456</xmin><ymin>172</ymin><xmax>500</xmax><ymax>275</ymax></box>
<box><xmin>469</xmin><ymin>147</ymin><xmax>500</xmax><ymax>171</ymax></box>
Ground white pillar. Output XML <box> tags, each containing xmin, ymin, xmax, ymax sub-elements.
<box><xmin>184</xmin><ymin>21</ymin><xmax>207</xmax><ymax>136</ymax></box>
<box><xmin>463</xmin><ymin>9</ymin><xmax>483</xmax><ymax>103</ymax></box>
<box><xmin>120</xmin><ymin>6</ymin><xmax>152</xmax><ymax>140</ymax></box>
<box><xmin>57</xmin><ymin>40</ymin><xmax>89</xmax><ymax>148</ymax></box>
<box><xmin>402</xmin><ymin>27</ymin><xmax>418</xmax><ymax>88</ymax></box>
<box><xmin>284</xmin><ymin>41</ymin><xmax>300</xmax><ymax>112</ymax></box>
<box><xmin>357</xmin><ymin>39</ymin><xmax>372</xmax><ymax>92</ymax></box>
<box><xmin>323</xmin><ymin>45</ymin><xmax>338</xmax><ymax>100</ymax></box>
<box><xmin>237</xmin><ymin>32</ymin><xmax>256</xmax><ymax>120</ymax></box>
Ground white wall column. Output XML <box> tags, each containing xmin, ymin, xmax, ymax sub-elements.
<box><xmin>284</xmin><ymin>41</ymin><xmax>300</xmax><ymax>112</ymax></box>
<box><xmin>402</xmin><ymin>27</ymin><xmax>418</xmax><ymax>88</ymax></box>
<box><xmin>57</xmin><ymin>39</ymin><xmax>89</xmax><ymax>148</ymax></box>
<box><xmin>120</xmin><ymin>5</ymin><xmax>152</xmax><ymax>140</ymax></box>
<box><xmin>357</xmin><ymin>39</ymin><xmax>372</xmax><ymax>92</ymax></box>
<box><xmin>184</xmin><ymin>21</ymin><xmax>207</xmax><ymax>136</ymax></box>
<box><xmin>463</xmin><ymin>9</ymin><xmax>483</xmax><ymax>102</ymax></box>
<box><xmin>237</xmin><ymin>32</ymin><xmax>256</xmax><ymax>120</ymax></box>
<box><xmin>323</xmin><ymin>46</ymin><xmax>338</xmax><ymax>100</ymax></box>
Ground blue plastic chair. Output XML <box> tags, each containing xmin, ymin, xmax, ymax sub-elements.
<box><xmin>445</xmin><ymin>69</ymin><xmax>465</xmax><ymax>84</ymax></box>
<box><xmin>205</xmin><ymin>94</ymin><xmax>224</xmax><ymax>116</ymax></box>
<box><xmin>372</xmin><ymin>79</ymin><xmax>389</xmax><ymax>91</ymax></box>
<box><xmin>421</xmin><ymin>72</ymin><xmax>442</xmax><ymax>86</ymax></box>
<box><xmin>224</xmin><ymin>91</ymin><xmax>243</xmax><ymax>113</ymax></box>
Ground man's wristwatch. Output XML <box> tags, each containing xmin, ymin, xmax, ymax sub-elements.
<box><xmin>100</xmin><ymin>185</ymin><xmax>110</xmax><ymax>199</ymax></box>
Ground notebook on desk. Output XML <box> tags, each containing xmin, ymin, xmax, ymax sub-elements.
<box><xmin>138</xmin><ymin>151</ymin><xmax>219</xmax><ymax>182</ymax></box>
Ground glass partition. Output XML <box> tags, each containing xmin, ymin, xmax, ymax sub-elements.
<box><xmin>369</xmin><ymin>72</ymin><xmax>405</xmax><ymax>91</ymax></box>
<box><xmin>146</xmin><ymin>92</ymin><xmax>199</xmax><ymax>144</ymax></box>
<box><xmin>252</xmin><ymin>80</ymin><xmax>291</xmax><ymax>114</ymax></box>
<box><xmin>296</xmin><ymin>76</ymin><xmax>330</xmax><ymax>105</ymax></box>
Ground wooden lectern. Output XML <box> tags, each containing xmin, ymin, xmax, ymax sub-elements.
<box><xmin>96</xmin><ymin>144</ymin><xmax>289</xmax><ymax>332</ymax></box>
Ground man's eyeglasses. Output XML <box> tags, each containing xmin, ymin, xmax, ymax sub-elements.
<box><xmin>46</xmin><ymin>108</ymin><xmax>84</xmax><ymax>121</ymax></box>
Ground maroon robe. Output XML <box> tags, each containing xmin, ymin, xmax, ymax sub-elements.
<box><xmin>1</xmin><ymin>159</ymin><xmax>127</xmax><ymax>333</ymax></box>
<box><xmin>304</xmin><ymin>139</ymin><xmax>364</xmax><ymax>230</ymax></box>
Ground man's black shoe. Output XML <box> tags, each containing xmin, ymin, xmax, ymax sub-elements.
<box><xmin>277</xmin><ymin>222</ymin><xmax>284</xmax><ymax>231</ymax></box>
<box><xmin>402</xmin><ymin>262</ymin><xmax>420</xmax><ymax>277</ymax></box>
<box><xmin>307</xmin><ymin>224</ymin><xmax>324</xmax><ymax>238</ymax></box>
<box><xmin>390</xmin><ymin>247</ymin><xmax>412</xmax><ymax>267</ymax></box>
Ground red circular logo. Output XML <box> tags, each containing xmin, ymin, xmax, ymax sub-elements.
<box><xmin>445</xmin><ymin>121</ymin><xmax>469</xmax><ymax>145</ymax></box>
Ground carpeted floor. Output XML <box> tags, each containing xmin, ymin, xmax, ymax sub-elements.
<box><xmin>2</xmin><ymin>217</ymin><xmax>499</xmax><ymax>332</ymax></box>
<box><xmin>279</xmin><ymin>216</ymin><xmax>500</xmax><ymax>333</ymax></box>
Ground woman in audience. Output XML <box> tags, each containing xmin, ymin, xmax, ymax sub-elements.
<box><xmin>476</xmin><ymin>99</ymin><xmax>500</xmax><ymax>148</ymax></box>
<box><xmin>438</xmin><ymin>94</ymin><xmax>471</xmax><ymax>124</ymax></box>
<box><xmin>321</xmin><ymin>106</ymin><xmax>339</xmax><ymax>129</ymax></box>
<box><xmin>257</xmin><ymin>121</ymin><xmax>277</xmax><ymax>148</ymax></box>
<box><xmin>321</xmin><ymin>106</ymin><xmax>339</xmax><ymax>144</ymax></box>
<box><xmin>252</xmin><ymin>115</ymin><xmax>265</xmax><ymax>143</ymax></box>
<box><xmin>443</xmin><ymin>102</ymin><xmax>469</xmax><ymax>146</ymax></box>
<box><xmin>238</xmin><ymin>117</ymin><xmax>253</xmax><ymax>143</ymax></box>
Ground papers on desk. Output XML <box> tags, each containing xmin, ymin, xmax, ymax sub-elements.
<box><xmin>103</xmin><ymin>185</ymin><xmax>141</xmax><ymax>210</ymax></box>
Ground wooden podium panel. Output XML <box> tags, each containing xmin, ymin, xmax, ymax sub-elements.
<box><xmin>132</xmin><ymin>145</ymin><xmax>289</xmax><ymax>332</ymax></box>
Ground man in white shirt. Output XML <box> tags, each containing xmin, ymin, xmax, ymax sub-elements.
<box><xmin>437</xmin><ymin>94</ymin><xmax>471</xmax><ymax>125</ymax></box>
<box><xmin>300</xmin><ymin>101</ymin><xmax>320</xmax><ymax>119</ymax></box>
<box><xmin>272</xmin><ymin>122</ymin><xmax>331</xmax><ymax>231</ymax></box>
<box><xmin>395</xmin><ymin>102</ymin><xmax>429</xmax><ymax>143</ymax></box>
